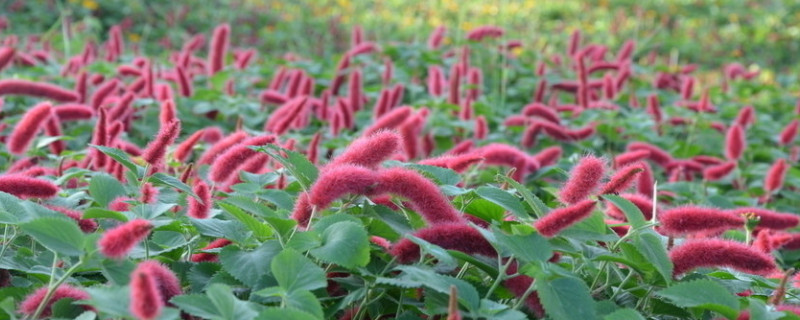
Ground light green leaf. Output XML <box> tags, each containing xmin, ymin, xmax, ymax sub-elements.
<box><xmin>497</xmin><ymin>175</ymin><xmax>549</xmax><ymax>218</ymax></box>
<box><xmin>219</xmin><ymin>241</ymin><xmax>281</xmax><ymax>285</ymax></box>
<box><xmin>271</xmin><ymin>249</ymin><xmax>327</xmax><ymax>292</ymax></box>
<box><xmin>148</xmin><ymin>172</ymin><xmax>198</xmax><ymax>199</ymax></box>
<box><xmin>88</xmin><ymin>173</ymin><xmax>127</xmax><ymax>207</ymax></box>
<box><xmin>603</xmin><ymin>195</ymin><xmax>647</xmax><ymax>229</ymax></box>
<box><xmin>20</xmin><ymin>217</ymin><xmax>85</xmax><ymax>256</ymax></box>
<box><xmin>191</xmin><ymin>218</ymin><xmax>251</xmax><ymax>243</ymax></box>
<box><xmin>285</xmin><ymin>290</ymin><xmax>323</xmax><ymax>319</ymax></box>
<box><xmin>656</xmin><ymin>279</ymin><xmax>738</xmax><ymax>319</ymax></box>
<box><xmin>91</xmin><ymin>145</ymin><xmax>141</xmax><ymax>178</ymax></box>
<box><xmin>633</xmin><ymin>230</ymin><xmax>673</xmax><ymax>284</ymax></box>
<box><xmin>536</xmin><ymin>277</ymin><xmax>597</xmax><ymax>320</ymax></box>
<box><xmin>255</xmin><ymin>308</ymin><xmax>318</xmax><ymax>320</ymax></box>
<box><xmin>476</xmin><ymin>186</ymin><xmax>529</xmax><ymax>219</ymax></box>
<box><xmin>259</xmin><ymin>145</ymin><xmax>318</xmax><ymax>191</ymax></box>
<box><xmin>603</xmin><ymin>308</ymin><xmax>645</xmax><ymax>320</ymax></box>
<box><xmin>491</xmin><ymin>226</ymin><xmax>552</xmax><ymax>263</ymax></box>
<box><xmin>219</xmin><ymin>202</ymin><xmax>273</xmax><ymax>239</ymax></box>
<box><xmin>206</xmin><ymin>283</ymin><xmax>261</xmax><ymax>320</ymax></box>
<box><xmin>82</xmin><ymin>208</ymin><xmax>129</xmax><ymax>221</ymax></box>
<box><xmin>309</xmin><ymin>221</ymin><xmax>370</xmax><ymax>269</ymax></box>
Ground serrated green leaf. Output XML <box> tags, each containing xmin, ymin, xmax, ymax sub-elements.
<box><xmin>191</xmin><ymin>218</ymin><xmax>251</xmax><ymax>243</ymax></box>
<box><xmin>219</xmin><ymin>241</ymin><xmax>281</xmax><ymax>286</ymax></box>
<box><xmin>206</xmin><ymin>283</ymin><xmax>261</xmax><ymax>320</ymax></box>
<box><xmin>100</xmin><ymin>259</ymin><xmax>136</xmax><ymax>285</ymax></box>
<box><xmin>405</xmin><ymin>234</ymin><xmax>457</xmax><ymax>270</ymax></box>
<box><xmin>271</xmin><ymin>249</ymin><xmax>326</xmax><ymax>292</ymax></box>
<box><xmin>255</xmin><ymin>308</ymin><xmax>318</xmax><ymax>320</ymax></box>
<box><xmin>491</xmin><ymin>226</ymin><xmax>552</xmax><ymax>263</ymax></box>
<box><xmin>392</xmin><ymin>265</ymin><xmax>481</xmax><ymax>312</ymax></box>
<box><xmin>51</xmin><ymin>298</ymin><xmax>86</xmax><ymax>318</ymax></box>
<box><xmin>82</xmin><ymin>208</ymin><xmax>129</xmax><ymax>221</ymax></box>
<box><xmin>171</xmin><ymin>294</ymin><xmax>220</xmax><ymax>319</ymax></box>
<box><xmin>603</xmin><ymin>195</ymin><xmax>647</xmax><ymax>229</ymax></box>
<box><xmin>603</xmin><ymin>308</ymin><xmax>645</xmax><ymax>320</ymax></box>
<box><xmin>88</xmin><ymin>173</ymin><xmax>126</xmax><ymax>207</ymax></box>
<box><xmin>309</xmin><ymin>221</ymin><xmax>370</xmax><ymax>269</ymax></box>
<box><xmin>537</xmin><ymin>277</ymin><xmax>597</xmax><ymax>320</ymax></box>
<box><xmin>259</xmin><ymin>145</ymin><xmax>318</xmax><ymax>191</ymax></box>
<box><xmin>633</xmin><ymin>231</ymin><xmax>673</xmax><ymax>284</ymax></box>
<box><xmin>656</xmin><ymin>279</ymin><xmax>738</xmax><ymax>319</ymax></box>
<box><xmin>84</xmin><ymin>286</ymin><xmax>131</xmax><ymax>318</ymax></box>
<box><xmin>91</xmin><ymin>145</ymin><xmax>141</xmax><ymax>178</ymax></box>
<box><xmin>20</xmin><ymin>217</ymin><xmax>85</xmax><ymax>256</ymax></box>
<box><xmin>219</xmin><ymin>202</ymin><xmax>273</xmax><ymax>240</ymax></box>
<box><xmin>476</xmin><ymin>186</ymin><xmax>528</xmax><ymax>219</ymax></box>
<box><xmin>497</xmin><ymin>175</ymin><xmax>549</xmax><ymax>218</ymax></box>
<box><xmin>148</xmin><ymin>172</ymin><xmax>198</xmax><ymax>199</ymax></box>
<box><xmin>285</xmin><ymin>290</ymin><xmax>323</xmax><ymax>319</ymax></box>
<box><xmin>402</xmin><ymin>163</ymin><xmax>460</xmax><ymax>185</ymax></box>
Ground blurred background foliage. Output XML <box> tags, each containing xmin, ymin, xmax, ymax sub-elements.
<box><xmin>3</xmin><ymin>0</ymin><xmax>800</xmax><ymax>74</ymax></box>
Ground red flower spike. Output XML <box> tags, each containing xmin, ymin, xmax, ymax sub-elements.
<box><xmin>173</xmin><ymin>129</ymin><xmax>206</xmax><ymax>163</ymax></box>
<box><xmin>725</xmin><ymin>124</ymin><xmax>746</xmax><ymax>161</ymax></box>
<box><xmin>208</xmin><ymin>135</ymin><xmax>277</xmax><ymax>183</ymax></box>
<box><xmin>133</xmin><ymin>260</ymin><xmax>182</xmax><ymax>306</ymax></box>
<box><xmin>614</xmin><ymin>150</ymin><xmax>651</xmax><ymax>169</ymax></box>
<box><xmin>669</xmin><ymin>239</ymin><xmax>776</xmax><ymax>277</ymax></box>
<box><xmin>90</xmin><ymin>79</ymin><xmax>118</xmax><ymax>110</ymax></box>
<box><xmin>532</xmin><ymin>146</ymin><xmax>562</xmax><ymax>167</ymax></box>
<box><xmin>140</xmin><ymin>183</ymin><xmax>158</xmax><ymax>204</ymax></box>
<box><xmin>45</xmin><ymin>205</ymin><xmax>98</xmax><ymax>233</ymax></box>
<box><xmin>658</xmin><ymin>206</ymin><xmax>744</xmax><ymax>236</ymax></box>
<box><xmin>18</xmin><ymin>284</ymin><xmax>91</xmax><ymax>318</ymax></box>
<box><xmin>109</xmin><ymin>196</ymin><xmax>134</xmax><ymax>212</ymax></box>
<box><xmin>290</xmin><ymin>192</ymin><xmax>314</xmax><ymax>228</ymax></box>
<box><xmin>142</xmin><ymin>119</ymin><xmax>181</xmax><ymax>167</ymax></box>
<box><xmin>465</xmin><ymin>25</ymin><xmax>504</xmax><ymax>41</ymax></box>
<box><xmin>474</xmin><ymin>116</ymin><xmax>488</xmax><ymax>140</ymax></box>
<box><xmin>53</xmin><ymin>103</ymin><xmax>93</xmax><ymax>121</ymax></box>
<box><xmin>559</xmin><ymin>155</ymin><xmax>606</xmax><ymax>205</ymax></box>
<box><xmin>98</xmin><ymin>219</ymin><xmax>153</xmax><ymax>259</ymax></box>
<box><xmin>0</xmin><ymin>79</ymin><xmax>80</xmax><ymax>102</ymax></box>
<box><xmin>0</xmin><ymin>174</ymin><xmax>59</xmax><ymax>199</ymax></box>
<box><xmin>130</xmin><ymin>268</ymin><xmax>162</xmax><ymax>320</ymax></box>
<box><xmin>390</xmin><ymin>223</ymin><xmax>495</xmax><ymax>263</ymax></box>
<box><xmin>427</xmin><ymin>26</ymin><xmax>446</xmax><ymax>49</ymax></box>
<box><xmin>534</xmin><ymin>200</ymin><xmax>597</xmax><ymax>238</ymax></box>
<box><xmin>8</xmin><ymin>101</ymin><xmax>53</xmax><ymax>155</ymax></box>
<box><xmin>472</xmin><ymin>143</ymin><xmax>540</xmax><ymax>181</ymax></box>
<box><xmin>779</xmin><ymin>120</ymin><xmax>799</xmax><ymax>146</ymax></box>
<box><xmin>599</xmin><ymin>162</ymin><xmax>644</xmax><ymax>195</ymax></box>
<box><xmin>374</xmin><ymin>167</ymin><xmax>464</xmax><ymax>224</ymax></box>
<box><xmin>197</xmin><ymin>131</ymin><xmax>248</xmax><ymax>165</ymax></box>
<box><xmin>187</xmin><ymin>180</ymin><xmax>212</xmax><ymax>219</ymax></box>
<box><xmin>191</xmin><ymin>238</ymin><xmax>233</xmax><ymax>262</ymax></box>
<box><xmin>208</xmin><ymin>23</ymin><xmax>230</xmax><ymax>75</ymax></box>
<box><xmin>703</xmin><ymin>161</ymin><xmax>737</xmax><ymax>181</ymax></box>
<box><xmin>734</xmin><ymin>106</ymin><xmax>755</xmax><ymax>128</ymax></box>
<box><xmin>627</xmin><ymin>142</ymin><xmax>673</xmax><ymax>167</ymax></box>
<box><xmin>309</xmin><ymin>164</ymin><xmax>379</xmax><ymax>209</ymax></box>
<box><xmin>764</xmin><ymin>158</ymin><xmax>788</xmax><ymax>194</ymax></box>
<box><xmin>329</xmin><ymin>130</ymin><xmax>402</xmax><ymax>169</ymax></box>
<box><xmin>364</xmin><ymin>106</ymin><xmax>412</xmax><ymax>136</ymax></box>
<box><xmin>727</xmin><ymin>207</ymin><xmax>799</xmax><ymax>231</ymax></box>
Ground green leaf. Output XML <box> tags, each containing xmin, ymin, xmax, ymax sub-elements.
<box><xmin>271</xmin><ymin>249</ymin><xmax>327</xmax><ymax>292</ymax></box>
<box><xmin>633</xmin><ymin>231</ymin><xmax>673</xmax><ymax>284</ymax></box>
<box><xmin>497</xmin><ymin>175</ymin><xmax>549</xmax><ymax>218</ymax></box>
<box><xmin>255</xmin><ymin>308</ymin><xmax>318</xmax><ymax>320</ymax></box>
<box><xmin>191</xmin><ymin>218</ymin><xmax>251</xmax><ymax>243</ymax></box>
<box><xmin>82</xmin><ymin>208</ymin><xmax>129</xmax><ymax>221</ymax></box>
<box><xmin>656</xmin><ymin>279</ymin><xmax>738</xmax><ymax>319</ymax></box>
<box><xmin>19</xmin><ymin>217</ymin><xmax>85</xmax><ymax>256</ymax></box>
<box><xmin>603</xmin><ymin>308</ymin><xmax>645</xmax><ymax>320</ymax></box>
<box><xmin>219</xmin><ymin>202</ymin><xmax>273</xmax><ymax>240</ymax></box>
<box><xmin>91</xmin><ymin>145</ymin><xmax>141</xmax><ymax>178</ymax></box>
<box><xmin>219</xmin><ymin>241</ymin><xmax>281</xmax><ymax>285</ymax></box>
<box><xmin>391</xmin><ymin>265</ymin><xmax>481</xmax><ymax>312</ymax></box>
<box><xmin>0</xmin><ymin>192</ymin><xmax>62</xmax><ymax>224</ymax></box>
<box><xmin>101</xmin><ymin>259</ymin><xmax>136</xmax><ymax>285</ymax></box>
<box><xmin>84</xmin><ymin>286</ymin><xmax>131</xmax><ymax>318</ymax></box>
<box><xmin>172</xmin><ymin>294</ymin><xmax>223</xmax><ymax>319</ymax></box>
<box><xmin>476</xmin><ymin>186</ymin><xmax>529</xmax><ymax>219</ymax></box>
<box><xmin>402</xmin><ymin>163</ymin><xmax>460</xmax><ymax>185</ymax></box>
<box><xmin>148</xmin><ymin>172</ymin><xmax>198</xmax><ymax>199</ymax></box>
<box><xmin>405</xmin><ymin>234</ymin><xmax>457</xmax><ymax>270</ymax></box>
<box><xmin>259</xmin><ymin>145</ymin><xmax>318</xmax><ymax>191</ymax></box>
<box><xmin>309</xmin><ymin>221</ymin><xmax>370</xmax><ymax>269</ymax></box>
<box><xmin>51</xmin><ymin>298</ymin><xmax>86</xmax><ymax>318</ymax></box>
<box><xmin>491</xmin><ymin>226</ymin><xmax>552</xmax><ymax>263</ymax></box>
<box><xmin>602</xmin><ymin>195</ymin><xmax>647</xmax><ymax>229</ymax></box>
<box><xmin>536</xmin><ymin>277</ymin><xmax>597</xmax><ymax>320</ymax></box>
<box><xmin>285</xmin><ymin>290</ymin><xmax>323</xmax><ymax>319</ymax></box>
<box><xmin>205</xmin><ymin>283</ymin><xmax>261</xmax><ymax>320</ymax></box>
<box><xmin>88</xmin><ymin>173</ymin><xmax>127</xmax><ymax>207</ymax></box>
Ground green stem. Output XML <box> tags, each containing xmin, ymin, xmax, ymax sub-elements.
<box><xmin>512</xmin><ymin>279</ymin><xmax>536</xmax><ymax>310</ymax></box>
<box><xmin>484</xmin><ymin>255</ymin><xmax>515</xmax><ymax>299</ymax></box>
<box><xmin>30</xmin><ymin>254</ymin><xmax>85</xmax><ymax>320</ymax></box>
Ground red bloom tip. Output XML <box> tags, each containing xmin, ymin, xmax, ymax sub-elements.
<box><xmin>45</xmin><ymin>205</ymin><xmax>98</xmax><ymax>233</ymax></box>
<box><xmin>109</xmin><ymin>196</ymin><xmax>134</xmax><ymax>211</ymax></box>
<box><xmin>374</xmin><ymin>167</ymin><xmax>464</xmax><ymax>224</ymax></box>
<box><xmin>779</xmin><ymin>120</ymin><xmax>799</xmax><ymax>146</ymax></box>
<box><xmin>142</xmin><ymin>119</ymin><xmax>181</xmax><ymax>167</ymax></box>
<box><xmin>725</xmin><ymin>124</ymin><xmax>746</xmax><ymax>161</ymax></box>
<box><xmin>98</xmin><ymin>219</ymin><xmax>153</xmax><ymax>259</ymax></box>
<box><xmin>140</xmin><ymin>183</ymin><xmax>158</xmax><ymax>204</ymax></box>
<box><xmin>427</xmin><ymin>26</ymin><xmax>446</xmax><ymax>49</ymax></box>
<box><xmin>764</xmin><ymin>158</ymin><xmax>788</xmax><ymax>193</ymax></box>
<box><xmin>191</xmin><ymin>238</ymin><xmax>233</xmax><ymax>262</ymax></box>
<box><xmin>18</xmin><ymin>284</ymin><xmax>91</xmax><ymax>318</ymax></box>
<box><xmin>727</xmin><ymin>207</ymin><xmax>799</xmax><ymax>231</ymax></box>
<box><xmin>187</xmin><ymin>180</ymin><xmax>212</xmax><ymax>219</ymax></box>
<box><xmin>703</xmin><ymin>161</ymin><xmax>737</xmax><ymax>181</ymax></box>
<box><xmin>130</xmin><ymin>267</ymin><xmax>162</xmax><ymax>320</ymax></box>
<box><xmin>309</xmin><ymin>164</ymin><xmax>379</xmax><ymax>210</ymax></box>
<box><xmin>8</xmin><ymin>101</ymin><xmax>53</xmax><ymax>155</ymax></box>
<box><xmin>329</xmin><ymin>130</ymin><xmax>402</xmax><ymax>169</ymax></box>
<box><xmin>599</xmin><ymin>162</ymin><xmax>644</xmax><ymax>195</ymax></box>
<box><xmin>0</xmin><ymin>79</ymin><xmax>80</xmax><ymax>102</ymax></box>
<box><xmin>534</xmin><ymin>199</ymin><xmax>597</xmax><ymax>238</ymax></box>
<box><xmin>208</xmin><ymin>134</ymin><xmax>277</xmax><ymax>183</ymax></box>
<box><xmin>133</xmin><ymin>260</ymin><xmax>182</xmax><ymax>306</ymax></box>
<box><xmin>559</xmin><ymin>155</ymin><xmax>606</xmax><ymax>204</ymax></box>
<box><xmin>390</xmin><ymin>223</ymin><xmax>495</xmax><ymax>263</ymax></box>
<box><xmin>198</xmin><ymin>131</ymin><xmax>248</xmax><ymax>165</ymax></box>
<box><xmin>669</xmin><ymin>239</ymin><xmax>776</xmax><ymax>277</ymax></box>
<box><xmin>614</xmin><ymin>150</ymin><xmax>651</xmax><ymax>169</ymax></box>
<box><xmin>208</xmin><ymin>23</ymin><xmax>230</xmax><ymax>75</ymax></box>
<box><xmin>605</xmin><ymin>193</ymin><xmax>655</xmax><ymax>221</ymax></box>
<box><xmin>465</xmin><ymin>25</ymin><xmax>504</xmax><ymax>41</ymax></box>
<box><xmin>473</xmin><ymin>143</ymin><xmax>539</xmax><ymax>182</ymax></box>
<box><xmin>734</xmin><ymin>105</ymin><xmax>755</xmax><ymax>128</ymax></box>
<box><xmin>0</xmin><ymin>174</ymin><xmax>59</xmax><ymax>199</ymax></box>
<box><xmin>532</xmin><ymin>146</ymin><xmax>562</xmax><ymax>167</ymax></box>
<box><xmin>658</xmin><ymin>206</ymin><xmax>744</xmax><ymax>236</ymax></box>
<box><xmin>474</xmin><ymin>116</ymin><xmax>488</xmax><ymax>140</ymax></box>
<box><xmin>364</xmin><ymin>107</ymin><xmax>413</xmax><ymax>136</ymax></box>
<box><xmin>627</xmin><ymin>142</ymin><xmax>673</xmax><ymax>167</ymax></box>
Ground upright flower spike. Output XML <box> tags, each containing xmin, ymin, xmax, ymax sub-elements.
<box><xmin>17</xmin><ymin>284</ymin><xmax>91</xmax><ymax>318</ymax></box>
<box><xmin>764</xmin><ymin>158</ymin><xmax>788</xmax><ymax>194</ymax></box>
<box><xmin>532</xmin><ymin>146</ymin><xmax>562</xmax><ymax>167</ymax></box>
<box><xmin>187</xmin><ymin>180</ymin><xmax>212</xmax><ymax>219</ymax></box>
<box><xmin>703</xmin><ymin>161</ymin><xmax>737</xmax><ymax>181</ymax></box>
<box><xmin>364</xmin><ymin>107</ymin><xmax>413</xmax><ymax>136</ymax></box>
<box><xmin>725</xmin><ymin>124</ymin><xmax>746</xmax><ymax>161</ymax></box>
<box><xmin>658</xmin><ymin>206</ymin><xmax>744</xmax><ymax>236</ymax></box>
<box><xmin>390</xmin><ymin>223</ymin><xmax>495</xmax><ymax>263</ymax></box>
<box><xmin>208</xmin><ymin>23</ymin><xmax>230</xmax><ymax>75</ymax></box>
<box><xmin>0</xmin><ymin>79</ymin><xmax>80</xmax><ymax>102</ymax></box>
<box><xmin>98</xmin><ymin>219</ymin><xmax>153</xmax><ymax>259</ymax></box>
<box><xmin>328</xmin><ymin>130</ymin><xmax>402</xmax><ymax>169</ymax></box>
<box><xmin>605</xmin><ymin>193</ymin><xmax>656</xmax><ymax>221</ymax></box>
<box><xmin>208</xmin><ymin>135</ymin><xmax>277</xmax><ymax>183</ymax></box>
<box><xmin>559</xmin><ymin>155</ymin><xmax>606</xmax><ymax>205</ymax></box>
<box><xmin>427</xmin><ymin>26</ymin><xmax>446</xmax><ymax>49</ymax></box>
<box><xmin>627</xmin><ymin>142</ymin><xmax>673</xmax><ymax>167</ymax></box>
<box><xmin>0</xmin><ymin>174</ymin><xmax>59</xmax><ymax>199</ymax></box>
<box><xmin>142</xmin><ymin>119</ymin><xmax>181</xmax><ymax>167</ymax></box>
<box><xmin>130</xmin><ymin>267</ymin><xmax>162</xmax><ymax>320</ymax></box>
<box><xmin>779</xmin><ymin>120</ymin><xmax>799</xmax><ymax>146</ymax></box>
<box><xmin>599</xmin><ymin>162</ymin><xmax>644</xmax><ymax>195</ymax></box>
<box><xmin>374</xmin><ymin>167</ymin><xmax>464</xmax><ymax>224</ymax></box>
<box><xmin>132</xmin><ymin>260</ymin><xmax>182</xmax><ymax>307</ymax></box>
<box><xmin>534</xmin><ymin>200</ymin><xmax>597</xmax><ymax>238</ymax></box>
<box><xmin>197</xmin><ymin>131</ymin><xmax>248</xmax><ymax>165</ymax></box>
<box><xmin>669</xmin><ymin>239</ymin><xmax>776</xmax><ymax>277</ymax></box>
<box><xmin>7</xmin><ymin>101</ymin><xmax>53</xmax><ymax>155</ymax></box>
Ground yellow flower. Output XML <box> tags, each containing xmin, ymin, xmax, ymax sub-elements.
<box><xmin>82</xmin><ymin>0</ymin><xmax>98</xmax><ymax>10</ymax></box>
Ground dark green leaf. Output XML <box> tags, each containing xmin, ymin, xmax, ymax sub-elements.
<box><xmin>259</xmin><ymin>145</ymin><xmax>318</xmax><ymax>191</ymax></box>
<box><xmin>603</xmin><ymin>308</ymin><xmax>645</xmax><ymax>320</ymax></box>
<box><xmin>219</xmin><ymin>241</ymin><xmax>281</xmax><ymax>285</ymax></box>
<box><xmin>91</xmin><ymin>145</ymin><xmax>141</xmax><ymax>178</ymax></box>
<box><xmin>497</xmin><ymin>175</ymin><xmax>549</xmax><ymax>217</ymax></box>
<box><xmin>536</xmin><ymin>277</ymin><xmax>597</xmax><ymax>320</ymax></box>
<box><xmin>82</xmin><ymin>208</ymin><xmax>129</xmax><ymax>221</ymax></box>
<box><xmin>309</xmin><ymin>221</ymin><xmax>370</xmax><ymax>269</ymax></box>
<box><xmin>285</xmin><ymin>290</ymin><xmax>323</xmax><ymax>319</ymax></box>
<box><xmin>633</xmin><ymin>231</ymin><xmax>673</xmax><ymax>284</ymax></box>
<box><xmin>219</xmin><ymin>202</ymin><xmax>273</xmax><ymax>240</ymax></box>
<box><xmin>88</xmin><ymin>173</ymin><xmax>127</xmax><ymax>207</ymax></box>
<box><xmin>255</xmin><ymin>308</ymin><xmax>318</xmax><ymax>320</ymax></box>
<box><xmin>205</xmin><ymin>283</ymin><xmax>261</xmax><ymax>320</ymax></box>
<box><xmin>271</xmin><ymin>249</ymin><xmax>327</xmax><ymax>292</ymax></box>
<box><xmin>149</xmin><ymin>172</ymin><xmax>198</xmax><ymax>199</ymax></box>
<box><xmin>476</xmin><ymin>186</ymin><xmax>528</xmax><ymax>219</ymax></box>
<box><xmin>656</xmin><ymin>279</ymin><xmax>738</xmax><ymax>319</ymax></box>
<box><xmin>491</xmin><ymin>226</ymin><xmax>552</xmax><ymax>263</ymax></box>
<box><xmin>603</xmin><ymin>195</ymin><xmax>647</xmax><ymax>229</ymax></box>
<box><xmin>20</xmin><ymin>217</ymin><xmax>85</xmax><ymax>256</ymax></box>
<box><xmin>191</xmin><ymin>218</ymin><xmax>251</xmax><ymax>243</ymax></box>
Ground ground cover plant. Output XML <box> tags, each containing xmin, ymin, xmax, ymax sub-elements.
<box><xmin>1</xmin><ymin>2</ymin><xmax>800</xmax><ymax>320</ymax></box>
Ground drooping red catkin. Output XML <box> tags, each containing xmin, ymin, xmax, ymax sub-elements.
<box><xmin>263</xmin><ymin>96</ymin><xmax>308</xmax><ymax>134</ymax></box>
<box><xmin>727</xmin><ymin>207</ymin><xmax>799</xmax><ymax>230</ymax></box>
<box><xmin>669</xmin><ymin>239</ymin><xmax>776</xmax><ymax>277</ymax></box>
<box><xmin>599</xmin><ymin>162</ymin><xmax>644</xmax><ymax>195</ymax></box>
<box><xmin>534</xmin><ymin>200</ymin><xmax>597</xmax><ymax>238</ymax></box>
<box><xmin>329</xmin><ymin>130</ymin><xmax>402</xmax><ymax>169</ymax></box>
<box><xmin>0</xmin><ymin>79</ymin><xmax>79</xmax><ymax>102</ymax></box>
<box><xmin>45</xmin><ymin>205</ymin><xmax>98</xmax><ymax>233</ymax></box>
<box><xmin>365</xmin><ymin>106</ymin><xmax>412</xmax><ymax>135</ymax></box>
<box><xmin>428</xmin><ymin>26</ymin><xmax>446</xmax><ymax>49</ymax></box>
<box><xmin>374</xmin><ymin>167</ymin><xmax>464</xmax><ymax>224</ymax></box>
<box><xmin>348</xmin><ymin>68</ymin><xmax>363</xmax><ymax>111</ymax></box>
<box><xmin>307</xmin><ymin>132</ymin><xmax>321</xmax><ymax>164</ymax></box>
<box><xmin>140</xmin><ymin>183</ymin><xmax>158</xmax><ymax>204</ymax></box>
<box><xmin>428</xmin><ymin>65</ymin><xmax>445</xmax><ymax>97</ymax></box>
<box><xmin>17</xmin><ymin>284</ymin><xmax>91</xmax><ymax>318</ymax></box>
<box><xmin>703</xmin><ymin>161</ymin><xmax>737</xmax><ymax>181</ymax></box>
<box><xmin>0</xmin><ymin>174</ymin><xmax>59</xmax><ymax>199</ymax></box>
<box><xmin>175</xmin><ymin>65</ymin><xmax>193</xmax><ymax>97</ymax></box>
<box><xmin>198</xmin><ymin>131</ymin><xmax>248</xmax><ymax>165</ymax></box>
<box><xmin>532</xmin><ymin>146</ymin><xmax>562</xmax><ymax>168</ymax></box>
<box><xmin>735</xmin><ymin>105</ymin><xmax>755</xmax><ymax>128</ymax></box>
<box><xmin>130</xmin><ymin>266</ymin><xmax>162</xmax><ymax>320</ymax></box>
<box><xmin>43</xmin><ymin>113</ymin><xmax>65</xmax><ymax>155</ymax></box>
<box><xmin>614</xmin><ymin>150</ymin><xmax>650</xmax><ymax>169</ymax></box>
<box><xmin>764</xmin><ymin>158</ymin><xmax>788</xmax><ymax>194</ymax></box>
<box><xmin>627</xmin><ymin>142</ymin><xmax>673</xmax><ymax>167</ymax></box>
<box><xmin>8</xmin><ymin>101</ymin><xmax>52</xmax><ymax>155</ymax></box>
<box><xmin>54</xmin><ymin>103</ymin><xmax>93</xmax><ymax>121</ymax></box>
<box><xmin>567</xmin><ymin>30</ymin><xmax>581</xmax><ymax>56</ymax></box>
<box><xmin>190</xmin><ymin>238</ymin><xmax>233</xmax><ymax>262</ymax></box>
<box><xmin>90</xmin><ymin>79</ymin><xmax>118</xmax><ymax>110</ymax></box>
<box><xmin>307</xmin><ymin>164</ymin><xmax>379</xmax><ymax>209</ymax></box>
<box><xmin>522</xmin><ymin>103</ymin><xmax>560</xmax><ymax>124</ymax></box>
<box><xmin>725</xmin><ymin>124</ymin><xmax>746</xmax><ymax>161</ymax></box>
<box><xmin>447</xmin><ymin>64</ymin><xmax>461</xmax><ymax>106</ymax></box>
<box><xmin>208</xmin><ymin>135</ymin><xmax>276</xmax><ymax>183</ymax></box>
<box><xmin>0</xmin><ymin>47</ymin><xmax>14</xmax><ymax>71</ymax></box>
<box><xmin>474</xmin><ymin>116</ymin><xmax>488</xmax><ymax>140</ymax></box>
<box><xmin>208</xmin><ymin>23</ymin><xmax>230</xmax><ymax>75</ymax></box>
<box><xmin>98</xmin><ymin>219</ymin><xmax>153</xmax><ymax>259</ymax></box>
<box><xmin>142</xmin><ymin>119</ymin><xmax>181</xmax><ymax>167</ymax></box>
<box><xmin>133</xmin><ymin>260</ymin><xmax>181</xmax><ymax>307</ymax></box>
<box><xmin>472</xmin><ymin>143</ymin><xmax>539</xmax><ymax>181</ymax></box>
<box><xmin>779</xmin><ymin>120</ymin><xmax>799</xmax><ymax>146</ymax></box>
<box><xmin>159</xmin><ymin>100</ymin><xmax>176</xmax><ymax>128</ymax></box>
<box><xmin>559</xmin><ymin>155</ymin><xmax>606</xmax><ymax>205</ymax></box>
<box><xmin>658</xmin><ymin>206</ymin><xmax>744</xmax><ymax>236</ymax></box>
<box><xmin>605</xmin><ymin>193</ymin><xmax>655</xmax><ymax>221</ymax></box>
<box><xmin>391</xmin><ymin>223</ymin><xmax>495</xmax><ymax>263</ymax></box>
<box><xmin>172</xmin><ymin>129</ymin><xmax>206</xmax><ymax>162</ymax></box>
<box><xmin>646</xmin><ymin>94</ymin><xmax>662</xmax><ymax>123</ymax></box>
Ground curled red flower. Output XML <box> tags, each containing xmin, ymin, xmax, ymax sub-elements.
<box><xmin>364</xmin><ymin>107</ymin><xmax>412</xmax><ymax>136</ymax></box>
<box><xmin>18</xmin><ymin>284</ymin><xmax>91</xmax><ymax>318</ymax></box>
<box><xmin>534</xmin><ymin>200</ymin><xmax>597</xmax><ymax>238</ymax></box>
<box><xmin>197</xmin><ymin>131</ymin><xmax>248</xmax><ymax>165</ymax></box>
<box><xmin>374</xmin><ymin>167</ymin><xmax>464</xmax><ymax>224</ymax></box>
<box><xmin>658</xmin><ymin>206</ymin><xmax>744</xmax><ymax>236</ymax></box>
<box><xmin>703</xmin><ymin>161</ymin><xmax>737</xmax><ymax>181</ymax></box>
<box><xmin>98</xmin><ymin>219</ymin><xmax>153</xmax><ymax>259</ymax></box>
<box><xmin>0</xmin><ymin>79</ymin><xmax>79</xmax><ymax>102</ymax></box>
<box><xmin>45</xmin><ymin>205</ymin><xmax>98</xmax><ymax>233</ymax></box>
<box><xmin>309</xmin><ymin>164</ymin><xmax>379</xmax><ymax>209</ymax></box>
<box><xmin>329</xmin><ymin>130</ymin><xmax>402</xmax><ymax>169</ymax></box>
<box><xmin>8</xmin><ymin>101</ymin><xmax>53</xmax><ymax>155</ymax></box>
<box><xmin>559</xmin><ymin>155</ymin><xmax>606</xmax><ymax>204</ymax></box>
<box><xmin>208</xmin><ymin>135</ymin><xmax>276</xmax><ymax>183</ymax></box>
<box><xmin>390</xmin><ymin>223</ymin><xmax>495</xmax><ymax>263</ymax></box>
<box><xmin>599</xmin><ymin>162</ymin><xmax>644</xmax><ymax>195</ymax></box>
<box><xmin>669</xmin><ymin>239</ymin><xmax>776</xmax><ymax>277</ymax></box>
<box><xmin>142</xmin><ymin>119</ymin><xmax>181</xmax><ymax>167</ymax></box>
<box><xmin>726</xmin><ymin>207</ymin><xmax>799</xmax><ymax>231</ymax></box>
<box><xmin>627</xmin><ymin>142</ymin><xmax>672</xmax><ymax>167</ymax></box>
<box><xmin>764</xmin><ymin>158</ymin><xmax>788</xmax><ymax>194</ymax></box>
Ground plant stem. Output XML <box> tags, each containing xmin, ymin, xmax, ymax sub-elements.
<box><xmin>484</xmin><ymin>256</ymin><xmax>514</xmax><ymax>299</ymax></box>
<box><xmin>30</xmin><ymin>254</ymin><xmax>85</xmax><ymax>319</ymax></box>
